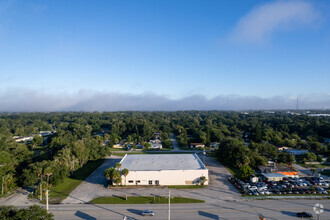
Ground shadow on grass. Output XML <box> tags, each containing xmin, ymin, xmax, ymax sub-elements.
<box><xmin>71</xmin><ymin>159</ymin><xmax>105</xmax><ymax>181</ymax></box>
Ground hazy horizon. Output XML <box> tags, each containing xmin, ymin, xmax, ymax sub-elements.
<box><xmin>1</xmin><ymin>0</ymin><xmax>330</xmax><ymax>111</ymax></box>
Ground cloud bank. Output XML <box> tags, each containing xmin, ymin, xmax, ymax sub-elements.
<box><xmin>0</xmin><ymin>89</ymin><xmax>329</xmax><ymax>112</ymax></box>
<box><xmin>230</xmin><ymin>0</ymin><xmax>319</xmax><ymax>43</ymax></box>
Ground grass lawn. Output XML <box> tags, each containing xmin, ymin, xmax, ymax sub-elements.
<box><xmin>297</xmin><ymin>163</ymin><xmax>330</xmax><ymax>169</ymax></box>
<box><xmin>44</xmin><ymin>159</ymin><xmax>105</xmax><ymax>204</ymax></box>
<box><xmin>224</xmin><ymin>165</ymin><xmax>240</xmax><ymax>178</ymax></box>
<box><xmin>91</xmin><ymin>196</ymin><xmax>205</xmax><ymax>204</ymax></box>
<box><xmin>320</xmin><ymin>169</ymin><xmax>330</xmax><ymax>176</ymax></box>
<box><xmin>168</xmin><ymin>185</ymin><xmax>207</xmax><ymax>189</ymax></box>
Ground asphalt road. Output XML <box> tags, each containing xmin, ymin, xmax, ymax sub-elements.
<box><xmin>51</xmin><ymin>199</ymin><xmax>330</xmax><ymax>220</ymax></box>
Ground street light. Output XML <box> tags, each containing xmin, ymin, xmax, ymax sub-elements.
<box><xmin>168</xmin><ymin>190</ymin><xmax>171</xmax><ymax>220</ymax></box>
<box><xmin>203</xmin><ymin>150</ymin><xmax>206</xmax><ymax>166</ymax></box>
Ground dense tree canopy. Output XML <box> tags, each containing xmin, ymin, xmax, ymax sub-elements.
<box><xmin>0</xmin><ymin>111</ymin><xmax>329</xmax><ymax>194</ymax></box>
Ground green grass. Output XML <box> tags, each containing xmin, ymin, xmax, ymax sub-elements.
<box><xmin>44</xmin><ymin>159</ymin><xmax>105</xmax><ymax>204</ymax></box>
<box><xmin>297</xmin><ymin>163</ymin><xmax>330</xmax><ymax>169</ymax></box>
<box><xmin>91</xmin><ymin>196</ymin><xmax>205</xmax><ymax>204</ymax></box>
<box><xmin>320</xmin><ymin>170</ymin><xmax>330</xmax><ymax>176</ymax></box>
<box><xmin>168</xmin><ymin>185</ymin><xmax>207</xmax><ymax>189</ymax></box>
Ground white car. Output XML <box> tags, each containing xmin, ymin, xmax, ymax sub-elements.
<box><xmin>142</xmin><ymin>210</ymin><xmax>155</xmax><ymax>216</ymax></box>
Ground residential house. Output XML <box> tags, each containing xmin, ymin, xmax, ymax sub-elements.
<box><xmin>190</xmin><ymin>143</ymin><xmax>205</xmax><ymax>148</ymax></box>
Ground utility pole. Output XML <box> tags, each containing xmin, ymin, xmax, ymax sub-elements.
<box><xmin>168</xmin><ymin>190</ymin><xmax>171</xmax><ymax>220</ymax></box>
<box><xmin>203</xmin><ymin>150</ymin><xmax>206</xmax><ymax>166</ymax></box>
<box><xmin>1</xmin><ymin>176</ymin><xmax>4</xmax><ymax>195</ymax></box>
<box><xmin>46</xmin><ymin>190</ymin><xmax>49</xmax><ymax>211</ymax></box>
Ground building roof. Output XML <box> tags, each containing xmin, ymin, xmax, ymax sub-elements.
<box><xmin>120</xmin><ymin>153</ymin><xmax>206</xmax><ymax>171</ymax></box>
<box><xmin>259</xmin><ymin>165</ymin><xmax>297</xmax><ymax>173</ymax></box>
<box><xmin>262</xmin><ymin>173</ymin><xmax>286</xmax><ymax>178</ymax></box>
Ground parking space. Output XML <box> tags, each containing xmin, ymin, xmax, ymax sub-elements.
<box><xmin>229</xmin><ymin>176</ymin><xmax>329</xmax><ymax>196</ymax></box>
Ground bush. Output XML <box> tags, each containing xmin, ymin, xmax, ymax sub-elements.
<box><xmin>0</xmin><ymin>205</ymin><xmax>54</xmax><ymax>220</ymax></box>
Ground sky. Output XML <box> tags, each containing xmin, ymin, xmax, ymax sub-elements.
<box><xmin>0</xmin><ymin>0</ymin><xmax>330</xmax><ymax>111</ymax></box>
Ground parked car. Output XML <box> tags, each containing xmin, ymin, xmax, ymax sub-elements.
<box><xmin>142</xmin><ymin>210</ymin><xmax>155</xmax><ymax>216</ymax></box>
<box><xmin>296</xmin><ymin>212</ymin><xmax>313</xmax><ymax>218</ymax></box>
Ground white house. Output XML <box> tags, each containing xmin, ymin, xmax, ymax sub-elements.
<box><xmin>190</xmin><ymin>143</ymin><xmax>205</xmax><ymax>148</ymax></box>
<box><xmin>149</xmin><ymin>139</ymin><xmax>162</xmax><ymax>149</ymax></box>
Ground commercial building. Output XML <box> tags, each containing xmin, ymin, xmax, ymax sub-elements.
<box><xmin>120</xmin><ymin>153</ymin><xmax>208</xmax><ymax>185</ymax></box>
<box><xmin>261</xmin><ymin>173</ymin><xmax>286</xmax><ymax>181</ymax></box>
<box><xmin>258</xmin><ymin>165</ymin><xmax>298</xmax><ymax>177</ymax></box>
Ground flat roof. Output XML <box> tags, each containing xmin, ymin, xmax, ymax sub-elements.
<box><xmin>262</xmin><ymin>173</ymin><xmax>286</xmax><ymax>178</ymax></box>
<box><xmin>120</xmin><ymin>153</ymin><xmax>206</xmax><ymax>171</ymax></box>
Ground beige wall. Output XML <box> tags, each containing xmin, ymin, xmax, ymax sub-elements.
<box><xmin>123</xmin><ymin>169</ymin><xmax>208</xmax><ymax>186</ymax></box>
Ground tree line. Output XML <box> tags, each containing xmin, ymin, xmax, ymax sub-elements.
<box><xmin>0</xmin><ymin>111</ymin><xmax>329</xmax><ymax>194</ymax></box>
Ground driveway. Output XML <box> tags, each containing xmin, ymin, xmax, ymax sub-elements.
<box><xmin>61</xmin><ymin>156</ymin><xmax>122</xmax><ymax>204</ymax></box>
<box><xmin>293</xmin><ymin>164</ymin><xmax>330</xmax><ymax>180</ymax></box>
<box><xmin>0</xmin><ymin>187</ymin><xmax>38</xmax><ymax>206</ymax></box>
<box><xmin>62</xmin><ymin>154</ymin><xmax>241</xmax><ymax>204</ymax></box>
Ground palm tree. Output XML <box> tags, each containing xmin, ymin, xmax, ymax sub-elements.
<box><xmin>199</xmin><ymin>176</ymin><xmax>207</xmax><ymax>185</ymax></box>
<box><xmin>311</xmin><ymin>168</ymin><xmax>317</xmax><ymax>177</ymax></box>
<box><xmin>112</xmin><ymin>170</ymin><xmax>122</xmax><ymax>185</ymax></box>
<box><xmin>44</xmin><ymin>167</ymin><xmax>53</xmax><ymax>189</ymax></box>
<box><xmin>37</xmin><ymin>169</ymin><xmax>43</xmax><ymax>201</ymax></box>
<box><xmin>104</xmin><ymin>167</ymin><xmax>116</xmax><ymax>185</ymax></box>
<box><xmin>121</xmin><ymin>168</ymin><xmax>129</xmax><ymax>185</ymax></box>
<box><xmin>116</xmin><ymin>162</ymin><xmax>122</xmax><ymax>171</ymax></box>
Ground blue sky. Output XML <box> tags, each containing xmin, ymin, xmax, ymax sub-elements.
<box><xmin>0</xmin><ymin>0</ymin><xmax>330</xmax><ymax>111</ymax></box>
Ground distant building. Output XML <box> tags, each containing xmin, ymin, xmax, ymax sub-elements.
<box><xmin>261</xmin><ymin>173</ymin><xmax>286</xmax><ymax>181</ymax></box>
<box><xmin>113</xmin><ymin>144</ymin><xmax>124</xmax><ymax>149</ymax></box>
<box><xmin>39</xmin><ymin>131</ymin><xmax>53</xmax><ymax>137</ymax></box>
<box><xmin>277</xmin><ymin>146</ymin><xmax>291</xmax><ymax>151</ymax></box>
<box><xmin>149</xmin><ymin>139</ymin><xmax>162</xmax><ymax>149</ymax></box>
<box><xmin>285</xmin><ymin>149</ymin><xmax>308</xmax><ymax>156</ymax></box>
<box><xmin>258</xmin><ymin>165</ymin><xmax>298</xmax><ymax>177</ymax></box>
<box><xmin>190</xmin><ymin>143</ymin><xmax>205</xmax><ymax>148</ymax></box>
<box><xmin>13</xmin><ymin>136</ymin><xmax>34</xmax><ymax>142</ymax></box>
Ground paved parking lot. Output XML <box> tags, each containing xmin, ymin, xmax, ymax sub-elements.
<box><xmin>62</xmin><ymin>155</ymin><xmax>241</xmax><ymax>204</ymax></box>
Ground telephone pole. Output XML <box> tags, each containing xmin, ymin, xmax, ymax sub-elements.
<box><xmin>46</xmin><ymin>190</ymin><xmax>49</xmax><ymax>211</ymax></box>
<box><xmin>1</xmin><ymin>176</ymin><xmax>4</xmax><ymax>195</ymax></box>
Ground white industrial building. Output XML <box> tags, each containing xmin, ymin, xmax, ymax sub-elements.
<box><xmin>120</xmin><ymin>153</ymin><xmax>208</xmax><ymax>186</ymax></box>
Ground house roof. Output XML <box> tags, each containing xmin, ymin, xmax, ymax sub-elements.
<box><xmin>262</xmin><ymin>173</ymin><xmax>286</xmax><ymax>178</ymax></box>
<box><xmin>259</xmin><ymin>165</ymin><xmax>297</xmax><ymax>173</ymax></box>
